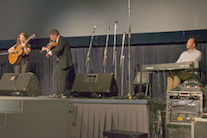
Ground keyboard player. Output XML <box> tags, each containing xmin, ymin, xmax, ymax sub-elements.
<box><xmin>167</xmin><ymin>37</ymin><xmax>202</xmax><ymax>91</ymax></box>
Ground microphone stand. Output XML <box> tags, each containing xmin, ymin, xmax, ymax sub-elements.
<box><xmin>113</xmin><ymin>21</ymin><xmax>118</xmax><ymax>79</ymax></box>
<box><xmin>127</xmin><ymin>0</ymin><xmax>132</xmax><ymax>97</ymax></box>
<box><xmin>85</xmin><ymin>25</ymin><xmax>96</xmax><ymax>73</ymax></box>
<box><xmin>191</xmin><ymin>62</ymin><xmax>196</xmax><ymax>80</ymax></box>
<box><xmin>103</xmin><ymin>26</ymin><xmax>111</xmax><ymax>73</ymax></box>
<box><xmin>120</xmin><ymin>31</ymin><xmax>126</xmax><ymax>96</ymax></box>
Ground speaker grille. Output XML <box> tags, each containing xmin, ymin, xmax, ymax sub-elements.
<box><xmin>194</xmin><ymin>121</ymin><xmax>207</xmax><ymax>137</ymax></box>
<box><xmin>166</xmin><ymin>125</ymin><xmax>191</xmax><ymax>138</ymax></box>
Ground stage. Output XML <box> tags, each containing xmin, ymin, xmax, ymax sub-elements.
<box><xmin>0</xmin><ymin>96</ymin><xmax>149</xmax><ymax>138</ymax></box>
<box><xmin>0</xmin><ymin>96</ymin><xmax>70</xmax><ymax>138</ymax></box>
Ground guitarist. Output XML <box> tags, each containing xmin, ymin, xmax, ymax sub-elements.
<box><xmin>8</xmin><ymin>32</ymin><xmax>31</xmax><ymax>73</ymax></box>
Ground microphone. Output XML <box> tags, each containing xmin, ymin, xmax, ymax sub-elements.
<box><xmin>93</xmin><ymin>25</ymin><xmax>97</xmax><ymax>33</ymax></box>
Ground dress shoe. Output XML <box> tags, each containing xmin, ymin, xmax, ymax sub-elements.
<box><xmin>48</xmin><ymin>94</ymin><xmax>61</xmax><ymax>98</ymax></box>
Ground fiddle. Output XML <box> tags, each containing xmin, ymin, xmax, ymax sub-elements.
<box><xmin>40</xmin><ymin>42</ymin><xmax>57</xmax><ymax>53</ymax></box>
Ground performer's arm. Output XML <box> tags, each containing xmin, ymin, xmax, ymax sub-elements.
<box><xmin>8</xmin><ymin>44</ymin><xmax>17</xmax><ymax>53</ymax></box>
<box><xmin>22</xmin><ymin>44</ymin><xmax>31</xmax><ymax>55</ymax></box>
<box><xmin>193</xmin><ymin>51</ymin><xmax>202</xmax><ymax>62</ymax></box>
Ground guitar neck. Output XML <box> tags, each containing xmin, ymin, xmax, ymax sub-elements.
<box><xmin>24</xmin><ymin>37</ymin><xmax>32</xmax><ymax>44</ymax></box>
<box><xmin>24</xmin><ymin>34</ymin><xmax>36</xmax><ymax>45</ymax></box>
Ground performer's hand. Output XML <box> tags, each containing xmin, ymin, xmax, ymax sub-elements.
<box><xmin>21</xmin><ymin>43</ymin><xmax>26</xmax><ymax>47</ymax></box>
<box><xmin>41</xmin><ymin>47</ymin><xmax>48</xmax><ymax>51</ymax></box>
<box><xmin>46</xmin><ymin>52</ymin><xmax>50</xmax><ymax>58</ymax></box>
<box><xmin>8</xmin><ymin>47</ymin><xmax>16</xmax><ymax>53</ymax></box>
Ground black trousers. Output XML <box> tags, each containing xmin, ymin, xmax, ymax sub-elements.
<box><xmin>52</xmin><ymin>63</ymin><xmax>70</xmax><ymax>95</ymax></box>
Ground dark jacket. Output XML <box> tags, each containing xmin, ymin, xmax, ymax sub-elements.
<box><xmin>51</xmin><ymin>36</ymin><xmax>73</xmax><ymax>69</ymax></box>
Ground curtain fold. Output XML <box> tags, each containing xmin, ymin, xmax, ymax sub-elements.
<box><xmin>69</xmin><ymin>102</ymin><xmax>149</xmax><ymax>138</ymax></box>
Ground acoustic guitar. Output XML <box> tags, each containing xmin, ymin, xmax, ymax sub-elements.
<box><xmin>8</xmin><ymin>34</ymin><xmax>36</xmax><ymax>65</ymax></box>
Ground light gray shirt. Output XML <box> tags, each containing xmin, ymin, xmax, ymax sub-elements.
<box><xmin>176</xmin><ymin>48</ymin><xmax>202</xmax><ymax>63</ymax></box>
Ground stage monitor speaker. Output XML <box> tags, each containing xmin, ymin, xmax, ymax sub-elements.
<box><xmin>191</xmin><ymin>117</ymin><xmax>207</xmax><ymax>138</ymax></box>
<box><xmin>0</xmin><ymin>72</ymin><xmax>42</xmax><ymax>96</ymax></box>
<box><xmin>165</xmin><ymin>124</ymin><xmax>191</xmax><ymax>138</ymax></box>
<box><xmin>71</xmin><ymin>73</ymin><xmax>118</xmax><ymax>97</ymax></box>
<box><xmin>202</xmin><ymin>84</ymin><xmax>207</xmax><ymax>100</ymax></box>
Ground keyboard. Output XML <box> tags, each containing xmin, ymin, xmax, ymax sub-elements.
<box><xmin>141</xmin><ymin>61</ymin><xmax>199</xmax><ymax>71</ymax></box>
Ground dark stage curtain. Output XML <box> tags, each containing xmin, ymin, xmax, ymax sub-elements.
<box><xmin>0</xmin><ymin>43</ymin><xmax>206</xmax><ymax>97</ymax></box>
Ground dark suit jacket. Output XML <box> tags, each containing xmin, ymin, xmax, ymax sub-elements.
<box><xmin>51</xmin><ymin>36</ymin><xmax>73</xmax><ymax>69</ymax></box>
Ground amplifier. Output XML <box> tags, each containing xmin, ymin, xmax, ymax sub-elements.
<box><xmin>166</xmin><ymin>91</ymin><xmax>203</xmax><ymax>125</ymax></box>
<box><xmin>179</xmin><ymin>79</ymin><xmax>202</xmax><ymax>91</ymax></box>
